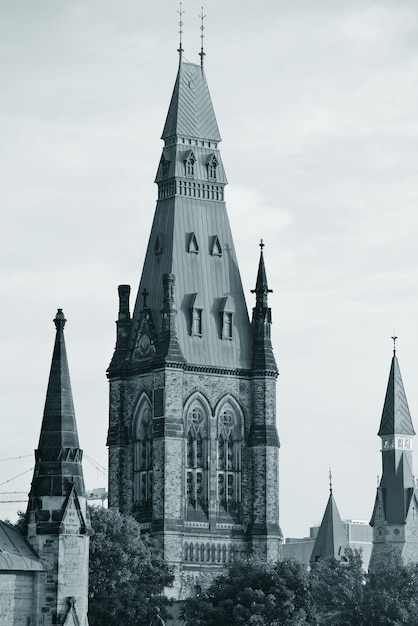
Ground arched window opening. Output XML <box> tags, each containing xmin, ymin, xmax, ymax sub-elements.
<box><xmin>217</xmin><ymin>406</ymin><xmax>242</xmax><ymax>521</ymax></box>
<box><xmin>133</xmin><ymin>404</ymin><xmax>153</xmax><ymax>516</ymax></box>
<box><xmin>185</xmin><ymin>404</ymin><xmax>208</xmax><ymax>518</ymax></box>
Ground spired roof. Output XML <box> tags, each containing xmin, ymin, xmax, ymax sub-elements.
<box><xmin>162</xmin><ymin>60</ymin><xmax>221</xmax><ymax>141</ymax></box>
<box><xmin>27</xmin><ymin>310</ymin><xmax>85</xmax><ymax>505</ymax></box>
<box><xmin>127</xmin><ymin>56</ymin><xmax>252</xmax><ymax>371</ymax></box>
<box><xmin>38</xmin><ymin>309</ymin><xmax>80</xmax><ymax>450</ymax></box>
<box><xmin>310</xmin><ymin>492</ymin><xmax>348</xmax><ymax>563</ymax></box>
<box><xmin>378</xmin><ymin>355</ymin><xmax>415</xmax><ymax>437</ymax></box>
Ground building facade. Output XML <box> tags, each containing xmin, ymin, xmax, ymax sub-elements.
<box><xmin>370</xmin><ymin>348</ymin><xmax>418</xmax><ymax>564</ymax></box>
<box><xmin>107</xmin><ymin>51</ymin><xmax>281</xmax><ymax>597</ymax></box>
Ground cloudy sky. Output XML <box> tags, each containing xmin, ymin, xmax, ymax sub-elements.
<box><xmin>1</xmin><ymin>0</ymin><xmax>418</xmax><ymax>537</ymax></box>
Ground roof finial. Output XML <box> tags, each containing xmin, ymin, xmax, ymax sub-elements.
<box><xmin>392</xmin><ymin>331</ymin><xmax>397</xmax><ymax>356</ymax></box>
<box><xmin>177</xmin><ymin>2</ymin><xmax>185</xmax><ymax>59</ymax></box>
<box><xmin>260</xmin><ymin>238</ymin><xmax>265</xmax><ymax>252</ymax></box>
<box><xmin>199</xmin><ymin>7</ymin><xmax>206</xmax><ymax>66</ymax></box>
<box><xmin>329</xmin><ymin>467</ymin><xmax>333</xmax><ymax>496</ymax></box>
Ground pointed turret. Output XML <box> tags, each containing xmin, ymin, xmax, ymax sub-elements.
<box><xmin>311</xmin><ymin>478</ymin><xmax>347</xmax><ymax>562</ymax></box>
<box><xmin>251</xmin><ymin>241</ymin><xmax>278</xmax><ymax>373</ymax></box>
<box><xmin>370</xmin><ymin>345</ymin><xmax>418</xmax><ymax>565</ymax></box>
<box><xmin>25</xmin><ymin>310</ymin><xmax>90</xmax><ymax>625</ymax></box>
<box><xmin>27</xmin><ymin>310</ymin><xmax>85</xmax><ymax>524</ymax></box>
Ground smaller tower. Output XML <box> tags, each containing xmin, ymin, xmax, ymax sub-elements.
<box><xmin>370</xmin><ymin>341</ymin><xmax>418</xmax><ymax>564</ymax></box>
<box><xmin>310</xmin><ymin>472</ymin><xmax>348</xmax><ymax>563</ymax></box>
<box><xmin>25</xmin><ymin>309</ymin><xmax>91</xmax><ymax>625</ymax></box>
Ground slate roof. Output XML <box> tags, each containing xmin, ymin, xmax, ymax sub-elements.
<box><xmin>162</xmin><ymin>61</ymin><xmax>221</xmax><ymax>141</ymax></box>
<box><xmin>27</xmin><ymin>310</ymin><xmax>86</xmax><ymax>525</ymax></box>
<box><xmin>378</xmin><ymin>355</ymin><xmax>415</xmax><ymax>436</ymax></box>
<box><xmin>0</xmin><ymin>521</ymin><xmax>43</xmax><ymax>572</ymax></box>
<box><xmin>310</xmin><ymin>493</ymin><xmax>348</xmax><ymax>562</ymax></box>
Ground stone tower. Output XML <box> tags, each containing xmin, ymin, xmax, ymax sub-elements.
<box><xmin>24</xmin><ymin>309</ymin><xmax>90</xmax><ymax>625</ymax></box>
<box><xmin>370</xmin><ymin>346</ymin><xmax>418</xmax><ymax>564</ymax></box>
<box><xmin>107</xmin><ymin>50</ymin><xmax>281</xmax><ymax>598</ymax></box>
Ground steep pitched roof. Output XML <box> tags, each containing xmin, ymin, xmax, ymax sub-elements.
<box><xmin>378</xmin><ymin>355</ymin><xmax>415</xmax><ymax>436</ymax></box>
<box><xmin>27</xmin><ymin>310</ymin><xmax>86</xmax><ymax>529</ymax></box>
<box><xmin>310</xmin><ymin>493</ymin><xmax>348</xmax><ymax>562</ymax></box>
<box><xmin>162</xmin><ymin>61</ymin><xmax>221</xmax><ymax>141</ymax></box>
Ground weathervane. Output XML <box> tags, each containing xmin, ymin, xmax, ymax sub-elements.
<box><xmin>178</xmin><ymin>2</ymin><xmax>185</xmax><ymax>59</ymax></box>
<box><xmin>259</xmin><ymin>238</ymin><xmax>265</xmax><ymax>252</ymax></box>
<box><xmin>391</xmin><ymin>331</ymin><xmax>397</xmax><ymax>356</ymax></box>
<box><xmin>199</xmin><ymin>7</ymin><xmax>206</xmax><ymax>66</ymax></box>
<box><xmin>329</xmin><ymin>468</ymin><xmax>333</xmax><ymax>496</ymax></box>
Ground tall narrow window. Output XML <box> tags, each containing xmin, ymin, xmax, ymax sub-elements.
<box><xmin>207</xmin><ymin>155</ymin><xmax>218</xmax><ymax>180</ymax></box>
<box><xmin>133</xmin><ymin>405</ymin><xmax>153</xmax><ymax>514</ymax></box>
<box><xmin>189</xmin><ymin>293</ymin><xmax>204</xmax><ymax>337</ymax></box>
<box><xmin>217</xmin><ymin>406</ymin><xmax>242</xmax><ymax>520</ymax></box>
<box><xmin>220</xmin><ymin>296</ymin><xmax>235</xmax><ymax>340</ymax></box>
<box><xmin>185</xmin><ymin>151</ymin><xmax>195</xmax><ymax>178</ymax></box>
<box><xmin>185</xmin><ymin>405</ymin><xmax>208</xmax><ymax>517</ymax></box>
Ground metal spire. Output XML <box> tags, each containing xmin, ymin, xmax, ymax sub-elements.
<box><xmin>199</xmin><ymin>7</ymin><xmax>206</xmax><ymax>66</ymax></box>
<box><xmin>329</xmin><ymin>468</ymin><xmax>333</xmax><ymax>496</ymax></box>
<box><xmin>177</xmin><ymin>3</ymin><xmax>185</xmax><ymax>59</ymax></box>
<box><xmin>392</xmin><ymin>331</ymin><xmax>397</xmax><ymax>356</ymax></box>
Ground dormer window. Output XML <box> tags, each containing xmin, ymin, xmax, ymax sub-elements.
<box><xmin>207</xmin><ymin>154</ymin><xmax>218</xmax><ymax>180</ymax></box>
<box><xmin>220</xmin><ymin>296</ymin><xmax>235</xmax><ymax>340</ymax></box>
<box><xmin>185</xmin><ymin>151</ymin><xmax>195</xmax><ymax>178</ymax></box>
<box><xmin>190</xmin><ymin>293</ymin><xmax>204</xmax><ymax>337</ymax></box>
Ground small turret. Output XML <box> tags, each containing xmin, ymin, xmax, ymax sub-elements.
<box><xmin>251</xmin><ymin>240</ymin><xmax>278</xmax><ymax>373</ymax></box>
<box><xmin>25</xmin><ymin>310</ymin><xmax>90</xmax><ymax>625</ymax></box>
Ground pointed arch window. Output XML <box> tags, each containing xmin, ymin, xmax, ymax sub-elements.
<box><xmin>217</xmin><ymin>405</ymin><xmax>242</xmax><ymax>518</ymax></box>
<box><xmin>161</xmin><ymin>155</ymin><xmax>170</xmax><ymax>178</ymax></box>
<box><xmin>133</xmin><ymin>402</ymin><xmax>153</xmax><ymax>513</ymax></box>
<box><xmin>185</xmin><ymin>151</ymin><xmax>196</xmax><ymax>178</ymax></box>
<box><xmin>186</xmin><ymin>404</ymin><xmax>208</xmax><ymax>516</ymax></box>
<box><xmin>207</xmin><ymin>154</ymin><xmax>218</xmax><ymax>180</ymax></box>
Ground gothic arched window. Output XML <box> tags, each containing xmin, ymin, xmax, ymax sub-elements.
<box><xmin>217</xmin><ymin>406</ymin><xmax>242</xmax><ymax>518</ymax></box>
<box><xmin>185</xmin><ymin>404</ymin><xmax>208</xmax><ymax>516</ymax></box>
<box><xmin>185</xmin><ymin>151</ymin><xmax>195</xmax><ymax>178</ymax></box>
<box><xmin>133</xmin><ymin>403</ymin><xmax>153</xmax><ymax>512</ymax></box>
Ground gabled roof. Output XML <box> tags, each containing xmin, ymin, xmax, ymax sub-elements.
<box><xmin>0</xmin><ymin>521</ymin><xmax>43</xmax><ymax>572</ymax></box>
<box><xmin>162</xmin><ymin>61</ymin><xmax>221</xmax><ymax>141</ymax></box>
<box><xmin>310</xmin><ymin>493</ymin><xmax>348</xmax><ymax>562</ymax></box>
<box><xmin>378</xmin><ymin>355</ymin><xmax>415</xmax><ymax>436</ymax></box>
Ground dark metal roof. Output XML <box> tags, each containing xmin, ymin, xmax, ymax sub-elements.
<box><xmin>0</xmin><ymin>521</ymin><xmax>43</xmax><ymax>572</ymax></box>
<box><xmin>378</xmin><ymin>356</ymin><xmax>415</xmax><ymax>436</ymax></box>
<box><xmin>310</xmin><ymin>493</ymin><xmax>348</xmax><ymax>562</ymax></box>
<box><xmin>162</xmin><ymin>61</ymin><xmax>221</xmax><ymax>141</ymax></box>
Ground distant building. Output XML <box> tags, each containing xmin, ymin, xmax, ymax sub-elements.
<box><xmin>283</xmin><ymin>487</ymin><xmax>372</xmax><ymax>569</ymax></box>
<box><xmin>0</xmin><ymin>310</ymin><xmax>90</xmax><ymax>626</ymax></box>
<box><xmin>370</xmin><ymin>348</ymin><xmax>418</xmax><ymax>564</ymax></box>
<box><xmin>107</xmin><ymin>46</ymin><xmax>281</xmax><ymax>597</ymax></box>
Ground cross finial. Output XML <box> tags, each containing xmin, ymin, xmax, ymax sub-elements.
<box><xmin>141</xmin><ymin>288</ymin><xmax>149</xmax><ymax>309</ymax></box>
<box><xmin>199</xmin><ymin>7</ymin><xmax>206</xmax><ymax>66</ymax></box>
<box><xmin>178</xmin><ymin>3</ymin><xmax>185</xmax><ymax>59</ymax></box>
<box><xmin>329</xmin><ymin>467</ymin><xmax>333</xmax><ymax>496</ymax></box>
<box><xmin>259</xmin><ymin>238</ymin><xmax>265</xmax><ymax>252</ymax></box>
<box><xmin>391</xmin><ymin>331</ymin><xmax>397</xmax><ymax>356</ymax></box>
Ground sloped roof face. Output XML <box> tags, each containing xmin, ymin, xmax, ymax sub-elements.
<box><xmin>310</xmin><ymin>494</ymin><xmax>347</xmax><ymax>562</ymax></box>
<box><xmin>378</xmin><ymin>356</ymin><xmax>415</xmax><ymax>436</ymax></box>
<box><xmin>131</xmin><ymin>195</ymin><xmax>251</xmax><ymax>369</ymax></box>
<box><xmin>0</xmin><ymin>521</ymin><xmax>43</xmax><ymax>572</ymax></box>
<box><xmin>162</xmin><ymin>61</ymin><xmax>221</xmax><ymax>141</ymax></box>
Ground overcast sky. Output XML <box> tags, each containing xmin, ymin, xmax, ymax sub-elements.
<box><xmin>1</xmin><ymin>0</ymin><xmax>418</xmax><ymax>538</ymax></box>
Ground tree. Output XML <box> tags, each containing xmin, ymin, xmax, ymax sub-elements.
<box><xmin>363</xmin><ymin>544</ymin><xmax>418</xmax><ymax>625</ymax></box>
<box><xmin>182</xmin><ymin>558</ymin><xmax>313</xmax><ymax>626</ymax></box>
<box><xmin>88</xmin><ymin>506</ymin><xmax>174</xmax><ymax>626</ymax></box>
<box><xmin>309</xmin><ymin>549</ymin><xmax>365</xmax><ymax>625</ymax></box>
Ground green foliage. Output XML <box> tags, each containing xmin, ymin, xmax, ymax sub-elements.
<box><xmin>88</xmin><ymin>506</ymin><xmax>174</xmax><ymax>626</ymax></box>
<box><xmin>182</xmin><ymin>558</ymin><xmax>313</xmax><ymax>626</ymax></box>
<box><xmin>182</xmin><ymin>547</ymin><xmax>418</xmax><ymax>626</ymax></box>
